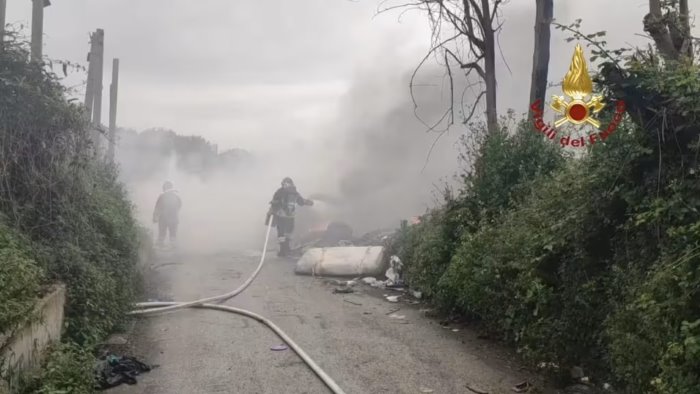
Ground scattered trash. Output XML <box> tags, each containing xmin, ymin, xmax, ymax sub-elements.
<box><xmin>580</xmin><ymin>377</ymin><xmax>590</xmax><ymax>384</ymax></box>
<box><xmin>512</xmin><ymin>380</ymin><xmax>531</xmax><ymax>393</ymax></box>
<box><xmin>385</xmin><ymin>295</ymin><xmax>400</xmax><ymax>303</ymax></box>
<box><xmin>344</xmin><ymin>299</ymin><xmax>362</xmax><ymax>306</ymax></box>
<box><xmin>94</xmin><ymin>354</ymin><xmax>152</xmax><ymax>389</ymax></box>
<box><xmin>363</xmin><ymin>311</ymin><xmax>372</xmax><ymax>315</ymax></box>
<box><xmin>419</xmin><ymin>387</ymin><xmax>434</xmax><ymax>393</ymax></box>
<box><xmin>362</xmin><ymin>277</ymin><xmax>377</xmax><ymax>285</ymax></box>
<box><xmin>466</xmin><ymin>384</ymin><xmax>490</xmax><ymax>394</ymax></box>
<box><xmin>295</xmin><ymin>246</ymin><xmax>385</xmax><ymax>276</ymax></box>
<box><xmin>451</xmin><ymin>328</ymin><xmax>460</xmax><ymax>332</ymax></box>
<box><xmin>385</xmin><ymin>255</ymin><xmax>404</xmax><ymax>286</ymax></box>
<box><xmin>537</xmin><ymin>361</ymin><xmax>559</xmax><ymax>370</ymax></box>
<box><xmin>270</xmin><ymin>344</ymin><xmax>288</xmax><ymax>351</ymax></box>
<box><xmin>603</xmin><ymin>383</ymin><xmax>612</xmax><ymax>391</ymax></box>
<box><xmin>388</xmin><ymin>313</ymin><xmax>406</xmax><ymax>320</ymax></box>
<box><xmin>333</xmin><ymin>286</ymin><xmax>354</xmax><ymax>294</ymax></box>
<box><xmin>411</xmin><ymin>290</ymin><xmax>423</xmax><ymax>299</ymax></box>
<box><xmin>408</xmin><ymin>300</ymin><xmax>421</xmax><ymax>305</ymax></box>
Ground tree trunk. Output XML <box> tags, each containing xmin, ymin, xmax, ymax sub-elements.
<box><xmin>679</xmin><ymin>0</ymin><xmax>692</xmax><ymax>58</ymax></box>
<box><xmin>528</xmin><ymin>0</ymin><xmax>553</xmax><ymax>117</ymax></box>
<box><xmin>481</xmin><ymin>0</ymin><xmax>498</xmax><ymax>133</ymax></box>
<box><xmin>644</xmin><ymin>0</ymin><xmax>679</xmax><ymax>61</ymax></box>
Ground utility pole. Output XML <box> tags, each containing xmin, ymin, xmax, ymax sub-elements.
<box><xmin>107</xmin><ymin>58</ymin><xmax>119</xmax><ymax>163</ymax></box>
<box><xmin>84</xmin><ymin>32</ymin><xmax>96</xmax><ymax>121</ymax></box>
<box><xmin>84</xmin><ymin>29</ymin><xmax>104</xmax><ymax>151</ymax></box>
<box><xmin>0</xmin><ymin>0</ymin><xmax>7</xmax><ymax>53</ymax></box>
<box><xmin>92</xmin><ymin>29</ymin><xmax>104</xmax><ymax>145</ymax></box>
<box><xmin>30</xmin><ymin>0</ymin><xmax>50</xmax><ymax>62</ymax></box>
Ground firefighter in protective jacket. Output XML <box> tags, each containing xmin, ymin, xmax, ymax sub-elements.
<box><xmin>266</xmin><ymin>177</ymin><xmax>313</xmax><ymax>257</ymax></box>
<box><xmin>153</xmin><ymin>181</ymin><xmax>182</xmax><ymax>247</ymax></box>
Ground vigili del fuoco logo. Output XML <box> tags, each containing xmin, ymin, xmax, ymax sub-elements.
<box><xmin>530</xmin><ymin>43</ymin><xmax>626</xmax><ymax>148</ymax></box>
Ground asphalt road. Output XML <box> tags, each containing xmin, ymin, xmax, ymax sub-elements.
<box><xmin>109</xmin><ymin>246</ymin><xmax>546</xmax><ymax>394</ymax></box>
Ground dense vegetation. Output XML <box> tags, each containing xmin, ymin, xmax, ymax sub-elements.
<box><xmin>0</xmin><ymin>33</ymin><xmax>143</xmax><ymax>392</ymax></box>
<box><xmin>389</xmin><ymin>36</ymin><xmax>700</xmax><ymax>393</ymax></box>
<box><xmin>116</xmin><ymin>127</ymin><xmax>253</xmax><ymax>183</ymax></box>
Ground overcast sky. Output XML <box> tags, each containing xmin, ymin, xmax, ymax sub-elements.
<box><xmin>5</xmin><ymin>0</ymin><xmax>699</xmax><ymax>154</ymax></box>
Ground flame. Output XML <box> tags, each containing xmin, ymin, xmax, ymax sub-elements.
<box><xmin>562</xmin><ymin>44</ymin><xmax>593</xmax><ymax>100</ymax></box>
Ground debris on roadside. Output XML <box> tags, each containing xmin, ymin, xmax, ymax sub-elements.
<box><xmin>512</xmin><ymin>380</ymin><xmax>531</xmax><ymax>393</ymax></box>
<box><xmin>385</xmin><ymin>255</ymin><xmax>403</xmax><ymax>286</ymax></box>
<box><xmin>295</xmin><ymin>246</ymin><xmax>385</xmax><ymax>277</ymax></box>
<box><xmin>333</xmin><ymin>286</ymin><xmax>354</xmax><ymax>294</ymax></box>
<box><xmin>411</xmin><ymin>290</ymin><xmax>422</xmax><ymax>299</ymax></box>
<box><xmin>344</xmin><ymin>299</ymin><xmax>362</xmax><ymax>306</ymax></box>
<box><xmin>385</xmin><ymin>295</ymin><xmax>400</xmax><ymax>303</ymax></box>
<box><xmin>388</xmin><ymin>313</ymin><xmax>406</xmax><ymax>320</ymax></box>
<box><xmin>270</xmin><ymin>344</ymin><xmax>288</xmax><ymax>351</ymax></box>
<box><xmin>94</xmin><ymin>354</ymin><xmax>153</xmax><ymax>390</ymax></box>
<box><xmin>419</xmin><ymin>387</ymin><xmax>434</xmax><ymax>393</ymax></box>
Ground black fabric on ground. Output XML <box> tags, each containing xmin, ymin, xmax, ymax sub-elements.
<box><xmin>95</xmin><ymin>355</ymin><xmax>153</xmax><ymax>390</ymax></box>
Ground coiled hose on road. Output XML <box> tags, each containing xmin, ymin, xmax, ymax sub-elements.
<box><xmin>129</xmin><ymin>216</ymin><xmax>347</xmax><ymax>394</ymax></box>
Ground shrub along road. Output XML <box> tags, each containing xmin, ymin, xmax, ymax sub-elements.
<box><xmin>111</xmin><ymin>247</ymin><xmax>550</xmax><ymax>394</ymax></box>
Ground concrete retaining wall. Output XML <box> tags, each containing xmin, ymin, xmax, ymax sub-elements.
<box><xmin>0</xmin><ymin>284</ymin><xmax>66</xmax><ymax>392</ymax></box>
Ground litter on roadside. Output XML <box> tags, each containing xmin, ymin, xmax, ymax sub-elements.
<box><xmin>419</xmin><ymin>387</ymin><xmax>434</xmax><ymax>393</ymax></box>
<box><xmin>94</xmin><ymin>354</ymin><xmax>153</xmax><ymax>390</ymax></box>
<box><xmin>270</xmin><ymin>344</ymin><xmax>288</xmax><ymax>351</ymax></box>
<box><xmin>362</xmin><ymin>277</ymin><xmax>378</xmax><ymax>285</ymax></box>
<box><xmin>512</xmin><ymin>380</ymin><xmax>531</xmax><ymax>393</ymax></box>
<box><xmin>385</xmin><ymin>255</ymin><xmax>404</xmax><ymax>286</ymax></box>
<box><xmin>385</xmin><ymin>295</ymin><xmax>400</xmax><ymax>302</ymax></box>
<box><xmin>333</xmin><ymin>286</ymin><xmax>354</xmax><ymax>294</ymax></box>
<box><xmin>388</xmin><ymin>313</ymin><xmax>406</xmax><ymax>320</ymax></box>
<box><xmin>295</xmin><ymin>246</ymin><xmax>385</xmax><ymax>277</ymax></box>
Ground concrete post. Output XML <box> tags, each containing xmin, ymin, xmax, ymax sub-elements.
<box><xmin>108</xmin><ymin>58</ymin><xmax>119</xmax><ymax>162</ymax></box>
<box><xmin>30</xmin><ymin>0</ymin><xmax>50</xmax><ymax>62</ymax></box>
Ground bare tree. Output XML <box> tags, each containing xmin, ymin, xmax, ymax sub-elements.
<box><xmin>528</xmin><ymin>0</ymin><xmax>553</xmax><ymax>115</ymax></box>
<box><xmin>644</xmin><ymin>0</ymin><xmax>693</xmax><ymax>61</ymax></box>
<box><xmin>380</xmin><ymin>0</ymin><xmax>506</xmax><ymax>134</ymax></box>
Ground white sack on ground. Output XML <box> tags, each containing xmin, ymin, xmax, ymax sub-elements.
<box><xmin>295</xmin><ymin>246</ymin><xmax>385</xmax><ymax>277</ymax></box>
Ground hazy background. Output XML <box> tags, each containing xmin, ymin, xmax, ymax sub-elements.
<box><xmin>6</xmin><ymin>0</ymin><xmax>696</xmax><ymax>252</ymax></box>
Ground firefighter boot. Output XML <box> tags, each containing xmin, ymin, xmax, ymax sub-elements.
<box><xmin>278</xmin><ymin>237</ymin><xmax>290</xmax><ymax>257</ymax></box>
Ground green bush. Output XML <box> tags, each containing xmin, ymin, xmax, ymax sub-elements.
<box><xmin>0</xmin><ymin>222</ymin><xmax>44</xmax><ymax>340</ymax></box>
<box><xmin>390</xmin><ymin>54</ymin><xmax>700</xmax><ymax>392</ymax></box>
<box><xmin>1</xmin><ymin>29</ymin><xmax>142</xmax><ymax>391</ymax></box>
<box><xmin>20</xmin><ymin>343</ymin><xmax>97</xmax><ymax>394</ymax></box>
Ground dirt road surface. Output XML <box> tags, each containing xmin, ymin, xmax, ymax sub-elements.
<box><xmin>110</xmin><ymin>247</ymin><xmax>549</xmax><ymax>394</ymax></box>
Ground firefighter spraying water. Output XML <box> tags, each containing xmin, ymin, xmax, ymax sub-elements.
<box><xmin>266</xmin><ymin>177</ymin><xmax>314</xmax><ymax>257</ymax></box>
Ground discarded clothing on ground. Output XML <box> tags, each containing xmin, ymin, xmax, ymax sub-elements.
<box><xmin>94</xmin><ymin>354</ymin><xmax>152</xmax><ymax>390</ymax></box>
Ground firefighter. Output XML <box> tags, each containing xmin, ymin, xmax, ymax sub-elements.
<box><xmin>266</xmin><ymin>177</ymin><xmax>313</xmax><ymax>257</ymax></box>
<box><xmin>153</xmin><ymin>181</ymin><xmax>182</xmax><ymax>247</ymax></box>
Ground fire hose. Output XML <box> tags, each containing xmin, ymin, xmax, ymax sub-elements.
<box><xmin>129</xmin><ymin>216</ymin><xmax>347</xmax><ymax>394</ymax></box>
